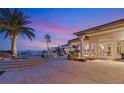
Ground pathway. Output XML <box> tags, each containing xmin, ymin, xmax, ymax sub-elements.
<box><xmin>0</xmin><ymin>56</ymin><xmax>124</xmax><ymax>83</ymax></box>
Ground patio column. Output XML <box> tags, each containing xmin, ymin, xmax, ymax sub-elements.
<box><xmin>112</xmin><ymin>40</ymin><xmax>116</xmax><ymax>59</ymax></box>
<box><xmin>79</xmin><ymin>36</ymin><xmax>85</xmax><ymax>59</ymax></box>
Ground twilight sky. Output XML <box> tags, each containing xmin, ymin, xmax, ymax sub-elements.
<box><xmin>1</xmin><ymin>8</ymin><xmax>124</xmax><ymax>51</ymax></box>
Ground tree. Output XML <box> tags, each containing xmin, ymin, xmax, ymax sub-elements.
<box><xmin>0</xmin><ymin>8</ymin><xmax>35</xmax><ymax>57</ymax></box>
<box><xmin>44</xmin><ymin>34</ymin><xmax>51</xmax><ymax>53</ymax></box>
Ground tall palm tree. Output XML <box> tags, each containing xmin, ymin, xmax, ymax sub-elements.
<box><xmin>44</xmin><ymin>34</ymin><xmax>51</xmax><ymax>53</ymax></box>
<box><xmin>0</xmin><ymin>8</ymin><xmax>35</xmax><ymax>57</ymax></box>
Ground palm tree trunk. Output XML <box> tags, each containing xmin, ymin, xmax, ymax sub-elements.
<box><xmin>47</xmin><ymin>42</ymin><xmax>51</xmax><ymax>54</ymax></box>
<box><xmin>11</xmin><ymin>36</ymin><xmax>17</xmax><ymax>57</ymax></box>
<box><xmin>47</xmin><ymin>42</ymin><xmax>49</xmax><ymax>53</ymax></box>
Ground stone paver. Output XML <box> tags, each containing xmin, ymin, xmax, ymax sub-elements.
<box><xmin>1</xmin><ymin>56</ymin><xmax>124</xmax><ymax>83</ymax></box>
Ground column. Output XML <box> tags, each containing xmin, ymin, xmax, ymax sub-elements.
<box><xmin>79</xmin><ymin>36</ymin><xmax>85</xmax><ymax>59</ymax></box>
<box><xmin>112</xmin><ymin>40</ymin><xmax>117</xmax><ymax>59</ymax></box>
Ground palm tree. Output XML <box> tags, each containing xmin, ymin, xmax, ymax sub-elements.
<box><xmin>0</xmin><ymin>8</ymin><xmax>35</xmax><ymax>57</ymax></box>
<box><xmin>44</xmin><ymin>34</ymin><xmax>51</xmax><ymax>53</ymax></box>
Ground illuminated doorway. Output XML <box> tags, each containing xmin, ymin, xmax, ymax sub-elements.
<box><xmin>116</xmin><ymin>41</ymin><xmax>124</xmax><ymax>58</ymax></box>
<box><xmin>98</xmin><ymin>41</ymin><xmax>112</xmax><ymax>58</ymax></box>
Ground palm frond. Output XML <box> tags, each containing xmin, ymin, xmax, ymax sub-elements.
<box><xmin>44</xmin><ymin>34</ymin><xmax>51</xmax><ymax>43</ymax></box>
<box><xmin>0</xmin><ymin>8</ymin><xmax>35</xmax><ymax>41</ymax></box>
<box><xmin>4</xmin><ymin>31</ymin><xmax>9</xmax><ymax>39</ymax></box>
<box><xmin>20</xmin><ymin>27</ymin><xmax>35</xmax><ymax>41</ymax></box>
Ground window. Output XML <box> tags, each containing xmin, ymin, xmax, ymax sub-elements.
<box><xmin>90</xmin><ymin>43</ymin><xmax>97</xmax><ymax>56</ymax></box>
<box><xmin>116</xmin><ymin>41</ymin><xmax>124</xmax><ymax>57</ymax></box>
<box><xmin>98</xmin><ymin>42</ymin><xmax>112</xmax><ymax>57</ymax></box>
<box><xmin>84</xmin><ymin>43</ymin><xmax>90</xmax><ymax>56</ymax></box>
<box><xmin>106</xmin><ymin>43</ymin><xmax>112</xmax><ymax>56</ymax></box>
<box><xmin>98</xmin><ymin>43</ymin><xmax>105</xmax><ymax>56</ymax></box>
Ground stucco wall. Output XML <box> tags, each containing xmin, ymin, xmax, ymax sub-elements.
<box><xmin>84</xmin><ymin>28</ymin><xmax>124</xmax><ymax>59</ymax></box>
<box><xmin>89</xmin><ymin>28</ymin><xmax>124</xmax><ymax>41</ymax></box>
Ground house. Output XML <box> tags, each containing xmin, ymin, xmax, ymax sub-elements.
<box><xmin>60</xmin><ymin>44</ymin><xmax>68</xmax><ymax>54</ymax></box>
<box><xmin>68</xmin><ymin>38</ymin><xmax>81</xmax><ymax>60</ymax></box>
<box><xmin>51</xmin><ymin>45</ymin><xmax>68</xmax><ymax>56</ymax></box>
<box><xmin>74</xmin><ymin>18</ymin><xmax>124</xmax><ymax>60</ymax></box>
<box><xmin>68</xmin><ymin>38</ymin><xmax>80</xmax><ymax>52</ymax></box>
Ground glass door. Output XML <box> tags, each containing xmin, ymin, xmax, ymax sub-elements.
<box><xmin>116</xmin><ymin>41</ymin><xmax>124</xmax><ymax>58</ymax></box>
<box><xmin>106</xmin><ymin>42</ymin><xmax>112</xmax><ymax>57</ymax></box>
<box><xmin>98</xmin><ymin>41</ymin><xmax>112</xmax><ymax>58</ymax></box>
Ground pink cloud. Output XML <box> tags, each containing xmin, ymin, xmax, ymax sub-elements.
<box><xmin>21</xmin><ymin>22</ymin><xmax>76</xmax><ymax>50</ymax></box>
<box><xmin>31</xmin><ymin>22</ymin><xmax>74</xmax><ymax>36</ymax></box>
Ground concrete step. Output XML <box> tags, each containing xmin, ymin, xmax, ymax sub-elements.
<box><xmin>0</xmin><ymin>58</ymin><xmax>48</xmax><ymax>71</ymax></box>
<box><xmin>0</xmin><ymin>58</ymin><xmax>44</xmax><ymax>64</ymax></box>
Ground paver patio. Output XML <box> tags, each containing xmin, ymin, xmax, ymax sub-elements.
<box><xmin>0</xmin><ymin>56</ymin><xmax>124</xmax><ymax>83</ymax></box>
